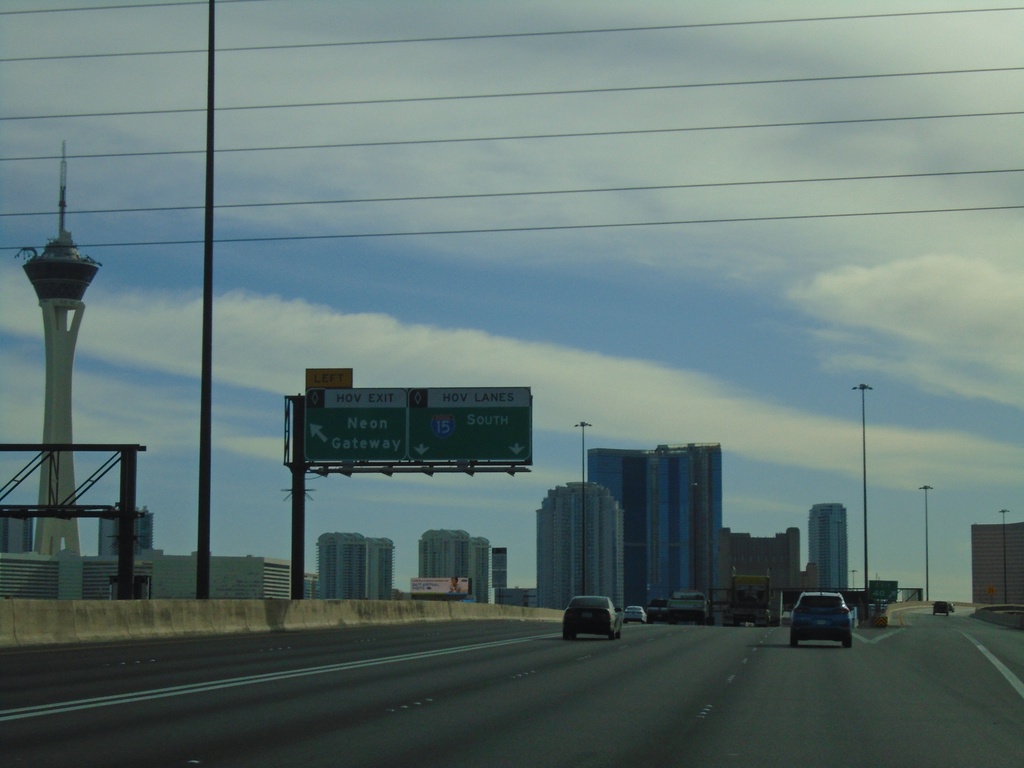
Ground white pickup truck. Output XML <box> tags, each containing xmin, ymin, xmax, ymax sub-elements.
<box><xmin>667</xmin><ymin>590</ymin><xmax>712</xmax><ymax>625</ymax></box>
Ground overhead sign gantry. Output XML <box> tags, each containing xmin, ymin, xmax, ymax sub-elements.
<box><xmin>303</xmin><ymin>386</ymin><xmax>532</xmax><ymax>468</ymax></box>
<box><xmin>283</xmin><ymin>373</ymin><xmax>532</xmax><ymax>599</ymax></box>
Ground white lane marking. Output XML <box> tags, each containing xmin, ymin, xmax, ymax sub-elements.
<box><xmin>856</xmin><ymin>631</ymin><xmax>898</xmax><ymax>644</ymax></box>
<box><xmin>1</xmin><ymin>633</ymin><xmax>557</xmax><ymax>722</ymax></box>
<box><xmin>961</xmin><ymin>632</ymin><xmax>1024</xmax><ymax>702</ymax></box>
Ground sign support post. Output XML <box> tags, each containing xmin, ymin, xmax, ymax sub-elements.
<box><xmin>287</xmin><ymin>395</ymin><xmax>307</xmax><ymax>600</ymax></box>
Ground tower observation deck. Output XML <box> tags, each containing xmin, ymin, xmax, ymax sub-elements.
<box><xmin>21</xmin><ymin>145</ymin><xmax>100</xmax><ymax>555</ymax></box>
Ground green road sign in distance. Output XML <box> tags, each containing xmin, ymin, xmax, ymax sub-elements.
<box><xmin>407</xmin><ymin>387</ymin><xmax>531</xmax><ymax>463</ymax></box>
<box><xmin>304</xmin><ymin>388</ymin><xmax>407</xmax><ymax>461</ymax></box>
<box><xmin>868</xmin><ymin>580</ymin><xmax>898</xmax><ymax>603</ymax></box>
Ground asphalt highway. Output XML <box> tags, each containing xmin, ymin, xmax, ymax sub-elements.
<box><xmin>3</xmin><ymin>608</ymin><xmax>1022</xmax><ymax>767</ymax></box>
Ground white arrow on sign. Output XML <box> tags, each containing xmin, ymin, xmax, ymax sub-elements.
<box><xmin>413</xmin><ymin>444</ymin><xmax>430</xmax><ymax>455</ymax></box>
<box><xmin>309</xmin><ymin>424</ymin><xmax>328</xmax><ymax>443</ymax></box>
<box><xmin>509</xmin><ymin>443</ymin><xmax>526</xmax><ymax>455</ymax></box>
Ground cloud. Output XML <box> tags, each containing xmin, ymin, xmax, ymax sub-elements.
<box><xmin>790</xmin><ymin>254</ymin><xmax>1024</xmax><ymax>408</ymax></box>
<box><xmin>4</xmin><ymin>274</ymin><xmax>1021</xmax><ymax>494</ymax></box>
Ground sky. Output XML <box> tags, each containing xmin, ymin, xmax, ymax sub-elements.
<box><xmin>1</xmin><ymin>0</ymin><xmax>1022</xmax><ymax>603</ymax></box>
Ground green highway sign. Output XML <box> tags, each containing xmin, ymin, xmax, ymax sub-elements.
<box><xmin>868</xmin><ymin>579</ymin><xmax>898</xmax><ymax>603</ymax></box>
<box><xmin>304</xmin><ymin>388</ymin><xmax>406</xmax><ymax>462</ymax></box>
<box><xmin>303</xmin><ymin>386</ymin><xmax>531</xmax><ymax>464</ymax></box>
<box><xmin>407</xmin><ymin>387</ymin><xmax>531</xmax><ymax>462</ymax></box>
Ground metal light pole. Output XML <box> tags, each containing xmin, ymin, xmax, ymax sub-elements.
<box><xmin>851</xmin><ymin>569</ymin><xmax>857</xmax><ymax>589</ymax></box>
<box><xmin>196</xmin><ymin>0</ymin><xmax>216</xmax><ymax>599</ymax></box>
<box><xmin>575</xmin><ymin>421</ymin><xmax>591</xmax><ymax>595</ymax></box>
<box><xmin>999</xmin><ymin>509</ymin><xmax>1009</xmax><ymax>602</ymax></box>
<box><xmin>854</xmin><ymin>384</ymin><xmax>872</xmax><ymax>608</ymax></box>
<box><xmin>920</xmin><ymin>485</ymin><xmax>932</xmax><ymax>601</ymax></box>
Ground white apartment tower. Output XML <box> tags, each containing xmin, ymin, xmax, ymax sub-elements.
<box><xmin>536</xmin><ymin>482</ymin><xmax>624</xmax><ymax>610</ymax></box>
<box><xmin>317</xmin><ymin>532</ymin><xmax>394</xmax><ymax>599</ymax></box>
<box><xmin>22</xmin><ymin>146</ymin><xmax>100</xmax><ymax>555</ymax></box>
<box><xmin>418</xmin><ymin>529</ymin><xmax>491</xmax><ymax>603</ymax></box>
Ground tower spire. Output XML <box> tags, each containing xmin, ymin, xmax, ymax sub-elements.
<box><xmin>58</xmin><ymin>141</ymin><xmax>70</xmax><ymax>243</ymax></box>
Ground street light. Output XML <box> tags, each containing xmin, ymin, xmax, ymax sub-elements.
<box><xmin>575</xmin><ymin>421</ymin><xmax>592</xmax><ymax>595</ymax></box>
<box><xmin>920</xmin><ymin>485</ymin><xmax>933</xmax><ymax>601</ymax></box>
<box><xmin>853</xmin><ymin>384</ymin><xmax>872</xmax><ymax>606</ymax></box>
<box><xmin>999</xmin><ymin>509</ymin><xmax>1009</xmax><ymax>602</ymax></box>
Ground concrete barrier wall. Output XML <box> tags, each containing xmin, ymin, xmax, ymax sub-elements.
<box><xmin>0</xmin><ymin>599</ymin><xmax>562</xmax><ymax>647</ymax></box>
<box><xmin>971</xmin><ymin>605</ymin><xmax>1024</xmax><ymax>630</ymax></box>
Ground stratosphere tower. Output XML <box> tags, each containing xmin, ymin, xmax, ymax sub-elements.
<box><xmin>21</xmin><ymin>145</ymin><xmax>100</xmax><ymax>555</ymax></box>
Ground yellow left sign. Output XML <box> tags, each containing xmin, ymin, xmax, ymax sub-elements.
<box><xmin>305</xmin><ymin>368</ymin><xmax>353</xmax><ymax>390</ymax></box>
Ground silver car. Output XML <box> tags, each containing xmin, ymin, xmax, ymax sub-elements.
<box><xmin>562</xmin><ymin>595</ymin><xmax>623</xmax><ymax>640</ymax></box>
<box><xmin>623</xmin><ymin>605</ymin><xmax>647</xmax><ymax>624</ymax></box>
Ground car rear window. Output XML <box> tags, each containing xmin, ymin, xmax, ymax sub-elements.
<box><xmin>569</xmin><ymin>597</ymin><xmax>610</xmax><ymax>609</ymax></box>
<box><xmin>799</xmin><ymin>595</ymin><xmax>843</xmax><ymax>609</ymax></box>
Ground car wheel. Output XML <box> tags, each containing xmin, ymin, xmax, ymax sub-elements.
<box><xmin>790</xmin><ymin>635</ymin><xmax>798</xmax><ymax>647</ymax></box>
<box><xmin>843</xmin><ymin>636</ymin><xmax>852</xmax><ymax>648</ymax></box>
<box><xmin>562</xmin><ymin>631</ymin><xmax>574</xmax><ymax>640</ymax></box>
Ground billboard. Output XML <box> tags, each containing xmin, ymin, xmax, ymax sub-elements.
<box><xmin>411</xmin><ymin>577</ymin><xmax>470</xmax><ymax>596</ymax></box>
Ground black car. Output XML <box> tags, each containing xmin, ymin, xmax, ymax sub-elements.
<box><xmin>790</xmin><ymin>591</ymin><xmax>854</xmax><ymax>648</ymax></box>
<box><xmin>646</xmin><ymin>598</ymin><xmax>669</xmax><ymax>623</ymax></box>
<box><xmin>562</xmin><ymin>595</ymin><xmax>623</xmax><ymax>640</ymax></box>
<box><xmin>932</xmin><ymin>601</ymin><xmax>950</xmax><ymax>615</ymax></box>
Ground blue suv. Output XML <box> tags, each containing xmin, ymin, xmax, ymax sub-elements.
<box><xmin>790</xmin><ymin>591</ymin><xmax>853</xmax><ymax>648</ymax></box>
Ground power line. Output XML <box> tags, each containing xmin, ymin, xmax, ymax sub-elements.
<box><xmin>5</xmin><ymin>205</ymin><xmax>1020</xmax><ymax>252</ymax></box>
<box><xmin>2</xmin><ymin>111</ymin><xmax>1019</xmax><ymax>164</ymax></box>
<box><xmin>0</xmin><ymin>0</ymin><xmax>264</xmax><ymax>16</ymax></box>
<box><xmin>4</xmin><ymin>67</ymin><xmax>1021</xmax><ymax>125</ymax></box>
<box><xmin>3</xmin><ymin>168</ymin><xmax>1021</xmax><ymax>219</ymax></box>
<box><xmin>2</xmin><ymin>6</ymin><xmax>1022</xmax><ymax>61</ymax></box>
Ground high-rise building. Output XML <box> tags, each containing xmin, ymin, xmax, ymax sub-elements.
<box><xmin>318</xmin><ymin>532</ymin><xmax>364</xmax><ymax>599</ymax></box>
<box><xmin>0</xmin><ymin>518</ymin><xmax>33</xmax><ymax>554</ymax></box>
<box><xmin>468</xmin><ymin>536</ymin><xmax>491</xmax><ymax>605</ymax></box>
<box><xmin>97</xmin><ymin>507</ymin><xmax>154</xmax><ymax>557</ymax></box>
<box><xmin>22</xmin><ymin>147</ymin><xmax>100</xmax><ymax>556</ymax></box>
<box><xmin>317</xmin><ymin>532</ymin><xmax>394</xmax><ymax>599</ymax></box>
<box><xmin>719</xmin><ymin>527</ymin><xmax>801</xmax><ymax>588</ymax></box>
<box><xmin>808</xmin><ymin>503</ymin><xmax>848</xmax><ymax>589</ymax></box>
<box><xmin>971</xmin><ymin>521</ymin><xmax>1023</xmax><ymax>604</ymax></box>
<box><xmin>536</xmin><ymin>482</ymin><xmax>624</xmax><ymax>609</ymax></box>
<box><xmin>365</xmin><ymin>537</ymin><xmax>395</xmax><ymax>600</ymax></box>
<box><xmin>588</xmin><ymin>443</ymin><xmax>722</xmax><ymax>608</ymax></box>
<box><xmin>418</xmin><ymin>529</ymin><xmax>490</xmax><ymax>603</ymax></box>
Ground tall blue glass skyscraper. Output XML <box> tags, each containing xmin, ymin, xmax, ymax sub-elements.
<box><xmin>808</xmin><ymin>503</ymin><xmax>848</xmax><ymax>589</ymax></box>
<box><xmin>589</xmin><ymin>444</ymin><xmax>722</xmax><ymax>608</ymax></box>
